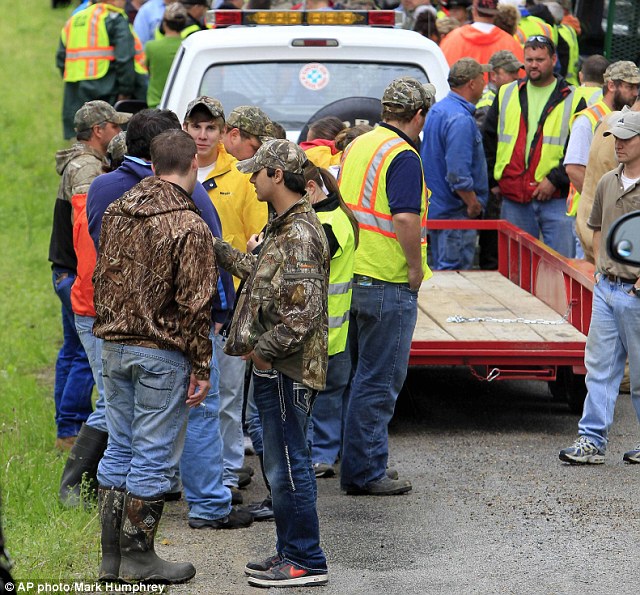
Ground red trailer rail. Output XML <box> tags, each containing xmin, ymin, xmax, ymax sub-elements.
<box><xmin>411</xmin><ymin>220</ymin><xmax>594</xmax><ymax>411</ymax></box>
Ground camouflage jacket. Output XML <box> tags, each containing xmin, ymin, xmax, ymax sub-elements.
<box><xmin>214</xmin><ymin>197</ymin><xmax>329</xmax><ymax>391</ymax></box>
<box><xmin>49</xmin><ymin>142</ymin><xmax>106</xmax><ymax>270</ymax></box>
<box><xmin>93</xmin><ymin>177</ymin><xmax>216</xmax><ymax>379</ymax></box>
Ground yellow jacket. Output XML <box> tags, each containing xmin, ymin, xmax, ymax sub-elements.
<box><xmin>202</xmin><ymin>144</ymin><xmax>268</xmax><ymax>287</ymax></box>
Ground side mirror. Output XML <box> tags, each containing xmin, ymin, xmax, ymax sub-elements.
<box><xmin>607</xmin><ymin>211</ymin><xmax>640</xmax><ymax>266</ymax></box>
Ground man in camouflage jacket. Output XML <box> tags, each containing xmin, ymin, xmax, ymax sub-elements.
<box><xmin>213</xmin><ymin>139</ymin><xmax>331</xmax><ymax>588</ymax></box>
<box><xmin>92</xmin><ymin>130</ymin><xmax>215</xmax><ymax>584</ymax></box>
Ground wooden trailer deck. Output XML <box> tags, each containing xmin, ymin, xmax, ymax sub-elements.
<box><xmin>415</xmin><ymin>270</ymin><xmax>587</xmax><ymax>345</ymax></box>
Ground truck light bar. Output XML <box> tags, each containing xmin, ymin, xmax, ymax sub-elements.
<box><xmin>205</xmin><ymin>10</ymin><xmax>401</xmax><ymax>28</ymax></box>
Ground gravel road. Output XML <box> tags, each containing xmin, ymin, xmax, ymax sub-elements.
<box><xmin>158</xmin><ymin>366</ymin><xmax>639</xmax><ymax>595</ymax></box>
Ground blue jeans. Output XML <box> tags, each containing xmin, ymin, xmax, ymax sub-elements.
<box><xmin>97</xmin><ymin>343</ymin><xmax>190</xmax><ymax>498</ymax></box>
<box><xmin>52</xmin><ymin>268</ymin><xmax>94</xmax><ymax>438</ymax></box>
<box><xmin>578</xmin><ymin>278</ymin><xmax>640</xmax><ymax>449</ymax></box>
<box><xmin>429</xmin><ymin>227</ymin><xmax>477</xmax><ymax>270</ymax></box>
<box><xmin>74</xmin><ymin>315</ymin><xmax>107</xmax><ymax>433</ymax></box>
<box><xmin>245</xmin><ymin>375</ymin><xmax>263</xmax><ymax>455</ymax></box>
<box><xmin>180</xmin><ymin>336</ymin><xmax>232</xmax><ymax>520</ymax></box>
<box><xmin>215</xmin><ymin>334</ymin><xmax>246</xmax><ymax>487</ymax></box>
<box><xmin>501</xmin><ymin>197</ymin><xmax>575</xmax><ymax>257</ymax></box>
<box><xmin>341</xmin><ymin>280</ymin><xmax>418</xmax><ymax>490</ymax></box>
<box><xmin>253</xmin><ymin>368</ymin><xmax>326</xmax><ymax>571</ymax></box>
<box><xmin>307</xmin><ymin>347</ymin><xmax>351</xmax><ymax>466</ymax></box>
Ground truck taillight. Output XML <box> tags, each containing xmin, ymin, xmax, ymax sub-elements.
<box><xmin>292</xmin><ymin>39</ymin><xmax>339</xmax><ymax>47</ymax></box>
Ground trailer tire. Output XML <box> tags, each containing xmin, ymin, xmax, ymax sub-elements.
<box><xmin>549</xmin><ymin>367</ymin><xmax>586</xmax><ymax>414</ymax></box>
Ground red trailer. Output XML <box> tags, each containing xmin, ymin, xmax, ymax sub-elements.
<box><xmin>412</xmin><ymin>220</ymin><xmax>594</xmax><ymax>412</ymax></box>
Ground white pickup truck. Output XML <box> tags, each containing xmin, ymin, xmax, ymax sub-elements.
<box><xmin>159</xmin><ymin>10</ymin><xmax>450</xmax><ymax>141</ymax></box>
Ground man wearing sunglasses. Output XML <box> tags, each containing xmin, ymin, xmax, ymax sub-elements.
<box><xmin>483</xmin><ymin>34</ymin><xmax>586</xmax><ymax>257</ymax></box>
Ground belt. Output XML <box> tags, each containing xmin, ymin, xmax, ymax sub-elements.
<box><xmin>353</xmin><ymin>275</ymin><xmax>409</xmax><ymax>288</ymax></box>
<box><xmin>604</xmin><ymin>274</ymin><xmax>637</xmax><ymax>284</ymax></box>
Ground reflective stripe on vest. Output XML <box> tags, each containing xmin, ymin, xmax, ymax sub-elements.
<box><xmin>476</xmin><ymin>88</ymin><xmax>496</xmax><ymax>111</ymax></box>
<box><xmin>61</xmin><ymin>4</ymin><xmax>120</xmax><ymax>82</ymax></box>
<box><xmin>132</xmin><ymin>28</ymin><xmax>147</xmax><ymax>75</ymax></box>
<box><xmin>566</xmin><ymin>100</ymin><xmax>612</xmax><ymax>216</ymax></box>
<box><xmin>558</xmin><ymin>23</ymin><xmax>579</xmax><ymax>86</ymax></box>
<box><xmin>495</xmin><ymin>82</ymin><xmax>581</xmax><ymax>183</ymax></box>
<box><xmin>318</xmin><ymin>208</ymin><xmax>355</xmax><ymax>355</ymax></box>
<box><xmin>338</xmin><ymin>126</ymin><xmax>431</xmax><ymax>284</ymax></box>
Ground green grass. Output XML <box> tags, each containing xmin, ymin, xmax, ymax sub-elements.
<box><xmin>0</xmin><ymin>0</ymin><xmax>100</xmax><ymax>581</ymax></box>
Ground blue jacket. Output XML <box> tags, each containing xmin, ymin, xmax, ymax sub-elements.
<box><xmin>420</xmin><ymin>91</ymin><xmax>489</xmax><ymax>219</ymax></box>
<box><xmin>86</xmin><ymin>156</ymin><xmax>234</xmax><ymax>324</ymax></box>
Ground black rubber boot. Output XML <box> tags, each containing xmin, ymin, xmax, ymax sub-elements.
<box><xmin>59</xmin><ymin>423</ymin><xmax>108</xmax><ymax>507</ymax></box>
<box><xmin>120</xmin><ymin>493</ymin><xmax>196</xmax><ymax>584</ymax></box>
<box><xmin>98</xmin><ymin>487</ymin><xmax>125</xmax><ymax>582</ymax></box>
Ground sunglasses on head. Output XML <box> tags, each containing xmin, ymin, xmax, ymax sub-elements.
<box><xmin>524</xmin><ymin>35</ymin><xmax>555</xmax><ymax>49</ymax></box>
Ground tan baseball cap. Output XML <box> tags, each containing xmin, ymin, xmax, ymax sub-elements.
<box><xmin>448</xmin><ymin>58</ymin><xmax>493</xmax><ymax>87</ymax></box>
<box><xmin>603</xmin><ymin>61</ymin><xmax>640</xmax><ymax>85</ymax></box>
<box><xmin>603</xmin><ymin>111</ymin><xmax>640</xmax><ymax>140</ymax></box>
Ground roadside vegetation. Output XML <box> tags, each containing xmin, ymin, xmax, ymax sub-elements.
<box><xmin>0</xmin><ymin>0</ymin><xmax>99</xmax><ymax>581</ymax></box>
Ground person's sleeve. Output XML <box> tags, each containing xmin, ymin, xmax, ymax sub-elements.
<box><xmin>587</xmin><ymin>178</ymin><xmax>605</xmax><ymax>231</ymax></box>
<box><xmin>174</xmin><ymin>225</ymin><xmax>216</xmax><ymax>380</ymax></box>
<box><xmin>70</xmin><ymin>161</ymin><xmax>104</xmax><ymax>198</ymax></box>
<box><xmin>386</xmin><ymin>151</ymin><xmax>423</xmax><ymax>214</ymax></box>
<box><xmin>564</xmin><ymin>115</ymin><xmax>593</xmax><ymax>166</ymax></box>
<box><xmin>56</xmin><ymin>36</ymin><xmax>66</xmax><ymax>76</ymax></box>
<box><xmin>444</xmin><ymin>117</ymin><xmax>477</xmax><ymax>194</ymax></box>
<box><xmin>214</xmin><ymin>238</ymin><xmax>257</xmax><ymax>279</ymax></box>
<box><xmin>321</xmin><ymin>223</ymin><xmax>340</xmax><ymax>258</ymax></box>
<box><xmin>133</xmin><ymin>7</ymin><xmax>152</xmax><ymax>46</ymax></box>
<box><xmin>107</xmin><ymin>14</ymin><xmax>136</xmax><ymax>96</ymax></box>
<box><xmin>253</xmin><ymin>223</ymin><xmax>327</xmax><ymax>363</ymax></box>
<box><xmin>241</xmin><ymin>178</ymin><xmax>268</xmax><ymax>243</ymax></box>
<box><xmin>482</xmin><ymin>92</ymin><xmax>500</xmax><ymax>189</ymax></box>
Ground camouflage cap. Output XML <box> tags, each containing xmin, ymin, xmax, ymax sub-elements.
<box><xmin>382</xmin><ymin>77</ymin><xmax>437</xmax><ymax>113</ymax></box>
<box><xmin>603</xmin><ymin>111</ymin><xmax>640</xmax><ymax>140</ymax></box>
<box><xmin>448</xmin><ymin>58</ymin><xmax>492</xmax><ymax>87</ymax></box>
<box><xmin>107</xmin><ymin>131</ymin><xmax>127</xmax><ymax>163</ymax></box>
<box><xmin>236</xmin><ymin>138</ymin><xmax>308</xmax><ymax>175</ymax></box>
<box><xmin>184</xmin><ymin>96</ymin><xmax>225</xmax><ymax>121</ymax></box>
<box><xmin>226</xmin><ymin>106</ymin><xmax>274</xmax><ymax>141</ymax></box>
<box><xmin>73</xmin><ymin>100</ymin><xmax>131</xmax><ymax>133</ymax></box>
<box><xmin>603</xmin><ymin>61</ymin><xmax>640</xmax><ymax>85</ymax></box>
<box><xmin>489</xmin><ymin>50</ymin><xmax>523</xmax><ymax>73</ymax></box>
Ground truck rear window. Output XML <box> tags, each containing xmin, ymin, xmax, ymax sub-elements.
<box><xmin>200</xmin><ymin>61</ymin><xmax>429</xmax><ymax>130</ymax></box>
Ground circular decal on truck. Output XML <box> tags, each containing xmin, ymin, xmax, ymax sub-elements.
<box><xmin>299</xmin><ymin>63</ymin><xmax>330</xmax><ymax>91</ymax></box>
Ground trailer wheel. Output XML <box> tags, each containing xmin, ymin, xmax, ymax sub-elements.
<box><xmin>549</xmin><ymin>367</ymin><xmax>586</xmax><ymax>414</ymax></box>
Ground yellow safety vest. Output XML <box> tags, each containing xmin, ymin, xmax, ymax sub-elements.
<box><xmin>574</xmin><ymin>86</ymin><xmax>603</xmax><ymax>107</ymax></box>
<box><xmin>132</xmin><ymin>27</ymin><xmax>147</xmax><ymax>75</ymax></box>
<box><xmin>61</xmin><ymin>3</ymin><xmax>123</xmax><ymax>82</ymax></box>
<box><xmin>515</xmin><ymin>16</ymin><xmax>557</xmax><ymax>46</ymax></box>
<box><xmin>494</xmin><ymin>80</ymin><xmax>581</xmax><ymax>184</ymax></box>
<box><xmin>476</xmin><ymin>87</ymin><xmax>496</xmax><ymax>111</ymax></box>
<box><xmin>338</xmin><ymin>126</ymin><xmax>431</xmax><ymax>284</ymax></box>
<box><xmin>557</xmin><ymin>23</ymin><xmax>579</xmax><ymax>86</ymax></box>
<box><xmin>565</xmin><ymin>100</ymin><xmax>611</xmax><ymax>216</ymax></box>
<box><xmin>153</xmin><ymin>23</ymin><xmax>202</xmax><ymax>41</ymax></box>
<box><xmin>317</xmin><ymin>207</ymin><xmax>355</xmax><ymax>355</ymax></box>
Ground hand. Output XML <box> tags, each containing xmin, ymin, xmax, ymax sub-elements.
<box><xmin>466</xmin><ymin>199</ymin><xmax>483</xmax><ymax>219</ymax></box>
<box><xmin>116</xmin><ymin>94</ymin><xmax>131</xmax><ymax>101</ymax></box>
<box><xmin>532</xmin><ymin>178</ymin><xmax>556</xmax><ymax>201</ymax></box>
<box><xmin>250</xmin><ymin>351</ymin><xmax>272</xmax><ymax>370</ymax></box>
<box><xmin>186</xmin><ymin>373</ymin><xmax>209</xmax><ymax>408</ymax></box>
<box><xmin>247</xmin><ymin>232</ymin><xmax>264</xmax><ymax>252</ymax></box>
<box><xmin>408</xmin><ymin>266</ymin><xmax>424</xmax><ymax>292</ymax></box>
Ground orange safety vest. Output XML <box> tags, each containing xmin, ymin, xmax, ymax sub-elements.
<box><xmin>61</xmin><ymin>3</ymin><xmax>122</xmax><ymax>82</ymax></box>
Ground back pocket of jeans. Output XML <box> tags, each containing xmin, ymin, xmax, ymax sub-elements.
<box><xmin>136</xmin><ymin>364</ymin><xmax>176</xmax><ymax>411</ymax></box>
<box><xmin>293</xmin><ymin>383</ymin><xmax>314</xmax><ymax>415</ymax></box>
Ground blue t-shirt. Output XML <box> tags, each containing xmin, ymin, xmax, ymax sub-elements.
<box><xmin>420</xmin><ymin>91</ymin><xmax>489</xmax><ymax>219</ymax></box>
<box><xmin>379</xmin><ymin>123</ymin><xmax>424</xmax><ymax>215</ymax></box>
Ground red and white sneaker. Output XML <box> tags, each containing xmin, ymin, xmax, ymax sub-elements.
<box><xmin>246</xmin><ymin>560</ymin><xmax>328</xmax><ymax>587</ymax></box>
